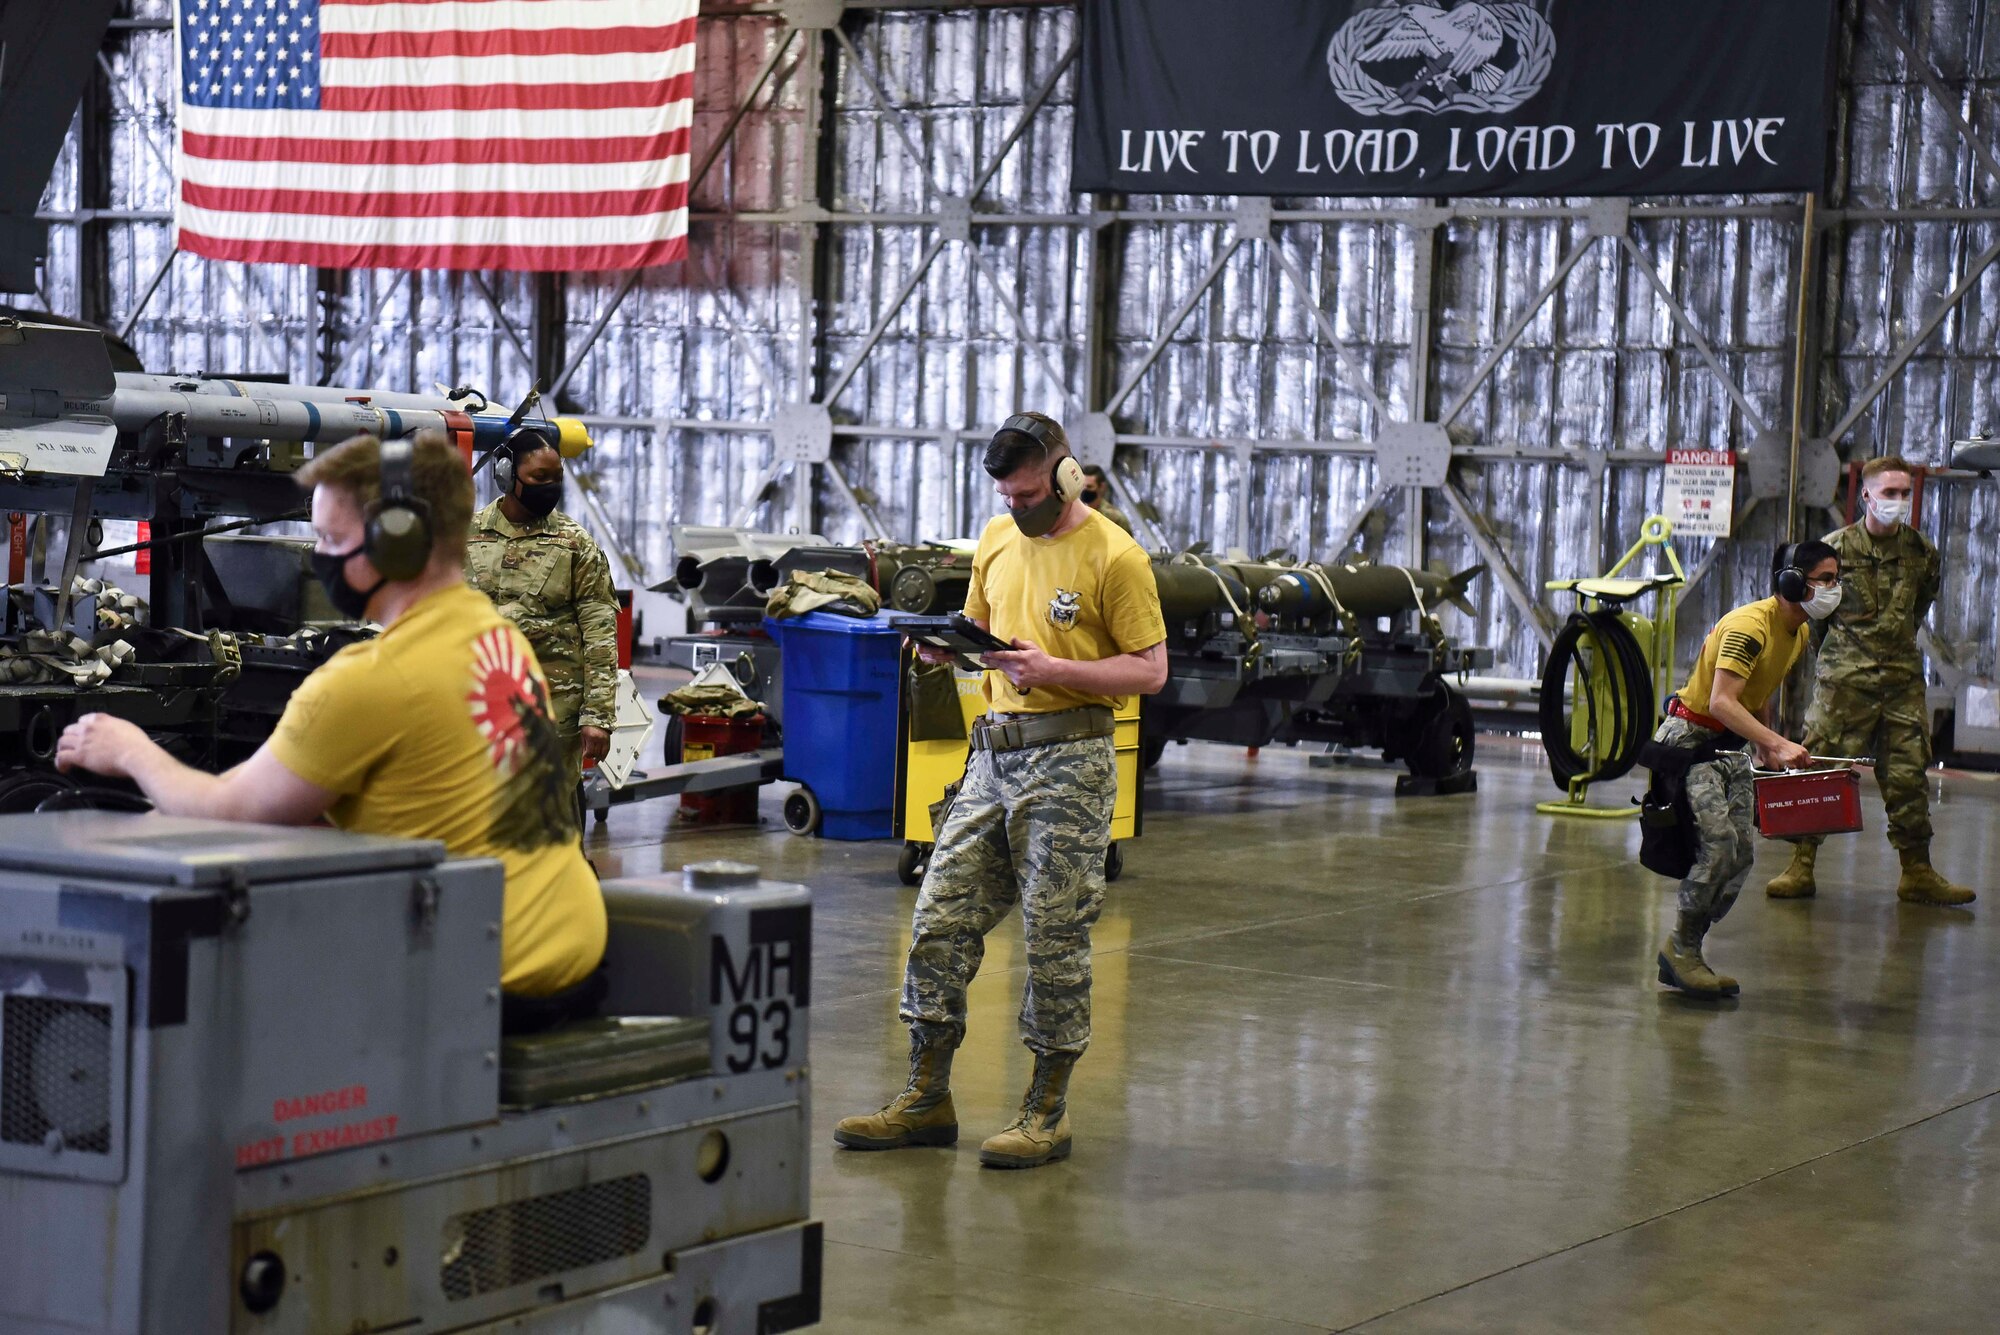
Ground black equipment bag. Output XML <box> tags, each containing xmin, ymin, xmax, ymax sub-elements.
<box><xmin>1635</xmin><ymin>739</ymin><xmax>1705</xmax><ymax>880</ymax></box>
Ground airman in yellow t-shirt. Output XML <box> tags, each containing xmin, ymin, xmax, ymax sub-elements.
<box><xmin>1646</xmin><ymin>539</ymin><xmax>1840</xmax><ymax>999</ymax></box>
<box><xmin>57</xmin><ymin>432</ymin><xmax>606</xmax><ymax>1028</ymax></box>
<box><xmin>834</xmin><ymin>412</ymin><xmax>1167</xmax><ymax>1171</ymax></box>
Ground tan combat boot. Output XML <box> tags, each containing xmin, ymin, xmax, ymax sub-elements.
<box><xmin>833</xmin><ymin>1033</ymin><xmax>958</xmax><ymax>1150</ymax></box>
<box><xmin>1658</xmin><ymin>912</ymin><xmax>1739</xmax><ymax>997</ymax></box>
<box><xmin>1896</xmin><ymin>845</ymin><xmax>1975</xmax><ymax>906</ymax></box>
<box><xmin>979</xmin><ymin>1052</ymin><xmax>1076</xmax><ymax>1169</ymax></box>
<box><xmin>1765</xmin><ymin>842</ymin><xmax>1819</xmax><ymax>899</ymax></box>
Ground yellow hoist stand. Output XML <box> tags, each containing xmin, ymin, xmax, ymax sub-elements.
<box><xmin>1536</xmin><ymin>515</ymin><xmax>1687</xmax><ymax>818</ymax></box>
<box><xmin>892</xmin><ymin>648</ymin><xmax>1143</xmax><ymax>886</ymax></box>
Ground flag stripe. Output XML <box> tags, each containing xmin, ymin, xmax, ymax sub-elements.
<box><xmin>178</xmin><ymin>200</ymin><xmax>688</xmax><ymax>248</ymax></box>
<box><xmin>319</xmin><ymin>71</ymin><xmax>692</xmax><ymax>113</ymax></box>
<box><xmin>178</xmin><ymin>231</ymin><xmax>689</xmax><ymax>272</ymax></box>
<box><xmin>320</xmin><ymin>0</ymin><xmax>678</xmax><ymax>32</ymax></box>
<box><xmin>182</xmin><ymin>180</ymin><xmax>690</xmax><ymax>220</ymax></box>
<box><xmin>182</xmin><ymin>128</ymin><xmax>691</xmax><ymax>172</ymax></box>
<box><xmin>322</xmin><ymin>18</ymin><xmax>694</xmax><ymax>59</ymax></box>
<box><xmin>319</xmin><ymin>45</ymin><xmax>695</xmax><ymax>88</ymax></box>
<box><xmin>178</xmin><ymin>102</ymin><xmax>691</xmax><ymax>141</ymax></box>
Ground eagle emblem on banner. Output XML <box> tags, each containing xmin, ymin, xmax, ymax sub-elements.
<box><xmin>1328</xmin><ymin>1</ymin><xmax>1556</xmax><ymax>117</ymax></box>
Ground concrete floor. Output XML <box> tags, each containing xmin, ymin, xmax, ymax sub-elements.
<box><xmin>585</xmin><ymin>734</ymin><xmax>2000</xmax><ymax>1334</ymax></box>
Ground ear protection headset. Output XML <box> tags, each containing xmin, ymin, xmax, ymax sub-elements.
<box><xmin>491</xmin><ymin>425</ymin><xmax>550</xmax><ymax>494</ymax></box>
<box><xmin>365</xmin><ymin>438</ymin><xmax>434</xmax><ymax>582</ymax></box>
<box><xmin>1770</xmin><ymin>543</ymin><xmax>1809</xmax><ymax>603</ymax></box>
<box><xmin>999</xmin><ymin>413</ymin><xmax>1085</xmax><ymax>503</ymax></box>
<box><xmin>492</xmin><ymin>438</ymin><xmax>519</xmax><ymax>494</ymax></box>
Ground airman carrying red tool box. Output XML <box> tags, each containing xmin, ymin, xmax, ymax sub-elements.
<box><xmin>1754</xmin><ymin>766</ymin><xmax>1864</xmax><ymax>838</ymax></box>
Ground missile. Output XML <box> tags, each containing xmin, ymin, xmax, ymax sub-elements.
<box><xmin>0</xmin><ymin>319</ymin><xmax>591</xmax><ymax>477</ymax></box>
<box><xmin>1256</xmin><ymin>561</ymin><xmax>1487</xmax><ymax>620</ymax></box>
<box><xmin>106</xmin><ymin>376</ymin><xmax>591</xmax><ymax>458</ymax></box>
<box><xmin>1152</xmin><ymin>561</ymin><xmax>1253</xmax><ymax>624</ymax></box>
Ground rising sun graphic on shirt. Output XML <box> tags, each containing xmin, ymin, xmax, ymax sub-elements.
<box><xmin>466</xmin><ymin>625</ymin><xmax>548</xmax><ymax>776</ymax></box>
<box><xmin>465</xmin><ymin>624</ymin><xmax>579</xmax><ymax>848</ymax></box>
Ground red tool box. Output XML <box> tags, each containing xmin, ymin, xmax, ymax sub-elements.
<box><xmin>1754</xmin><ymin>767</ymin><xmax>1864</xmax><ymax>838</ymax></box>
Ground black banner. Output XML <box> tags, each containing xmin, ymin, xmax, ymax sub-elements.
<box><xmin>1073</xmin><ymin>1</ymin><xmax>1838</xmax><ymax>197</ymax></box>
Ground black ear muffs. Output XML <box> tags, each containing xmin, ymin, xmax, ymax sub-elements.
<box><xmin>1771</xmin><ymin>543</ymin><xmax>1808</xmax><ymax>603</ymax></box>
<box><xmin>366</xmin><ymin>439</ymin><xmax>433</xmax><ymax>582</ymax></box>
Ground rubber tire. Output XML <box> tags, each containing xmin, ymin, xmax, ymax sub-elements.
<box><xmin>1104</xmin><ymin>843</ymin><xmax>1124</xmax><ymax>882</ymax></box>
<box><xmin>1141</xmin><ymin>736</ymin><xmax>1168</xmax><ymax>770</ymax></box>
<box><xmin>782</xmin><ymin>786</ymin><xmax>821</xmax><ymax>836</ymax></box>
<box><xmin>1407</xmin><ymin>684</ymin><xmax>1475</xmax><ymax>781</ymax></box>
<box><xmin>897</xmin><ymin>842</ymin><xmax>926</xmax><ymax>887</ymax></box>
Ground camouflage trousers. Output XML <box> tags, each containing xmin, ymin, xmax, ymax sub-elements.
<box><xmin>1655</xmin><ymin>717</ymin><xmax>1757</xmax><ymax>923</ymax></box>
<box><xmin>550</xmin><ymin>691</ymin><xmax>585</xmax><ymax>780</ymax></box>
<box><xmin>1801</xmin><ymin>672</ymin><xmax>1932</xmax><ymax>851</ymax></box>
<box><xmin>900</xmin><ymin>731</ymin><xmax>1115</xmax><ymax>1056</ymax></box>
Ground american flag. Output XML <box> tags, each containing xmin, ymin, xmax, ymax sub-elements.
<box><xmin>173</xmin><ymin>0</ymin><xmax>697</xmax><ymax>271</ymax></box>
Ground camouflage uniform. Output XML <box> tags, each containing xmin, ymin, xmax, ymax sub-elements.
<box><xmin>1094</xmin><ymin>502</ymin><xmax>1134</xmax><ymax>535</ymax></box>
<box><xmin>466</xmin><ymin>502</ymin><xmax>620</xmax><ymax>778</ymax></box>
<box><xmin>901</xmin><ymin>732</ymin><xmax>1115</xmax><ymax>1055</ymax></box>
<box><xmin>1653</xmin><ymin>716</ymin><xmax>1758</xmax><ymax>922</ymax></box>
<box><xmin>1799</xmin><ymin>520</ymin><xmax>1942</xmax><ymax>852</ymax></box>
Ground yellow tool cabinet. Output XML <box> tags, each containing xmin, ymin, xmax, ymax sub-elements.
<box><xmin>893</xmin><ymin>653</ymin><xmax>1142</xmax><ymax>886</ymax></box>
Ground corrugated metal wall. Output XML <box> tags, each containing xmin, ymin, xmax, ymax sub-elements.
<box><xmin>43</xmin><ymin>0</ymin><xmax>2000</xmax><ymax>681</ymax></box>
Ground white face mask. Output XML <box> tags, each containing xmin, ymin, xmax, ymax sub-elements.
<box><xmin>1804</xmin><ymin>584</ymin><xmax>1844</xmax><ymax>621</ymax></box>
<box><xmin>1867</xmin><ymin>496</ymin><xmax>1911</xmax><ymax>527</ymax></box>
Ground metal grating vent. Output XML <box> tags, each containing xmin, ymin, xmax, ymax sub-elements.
<box><xmin>440</xmin><ymin>1173</ymin><xmax>652</xmax><ymax>1302</ymax></box>
<box><xmin>2</xmin><ymin>996</ymin><xmax>114</xmax><ymax>1155</ymax></box>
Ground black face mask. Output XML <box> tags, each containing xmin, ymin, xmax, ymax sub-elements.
<box><xmin>514</xmin><ymin>477</ymin><xmax>564</xmax><ymax>518</ymax></box>
<box><xmin>1081</xmin><ymin>487</ymin><xmax>1100</xmax><ymax>506</ymax></box>
<box><xmin>1008</xmin><ymin>490</ymin><xmax>1066</xmax><ymax>538</ymax></box>
<box><xmin>310</xmin><ymin>545</ymin><xmax>385</xmax><ymax>621</ymax></box>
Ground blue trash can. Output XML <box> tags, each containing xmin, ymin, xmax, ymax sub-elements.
<box><xmin>764</xmin><ymin>610</ymin><xmax>904</xmax><ymax>840</ymax></box>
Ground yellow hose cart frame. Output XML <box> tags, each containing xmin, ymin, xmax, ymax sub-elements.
<box><xmin>1537</xmin><ymin>516</ymin><xmax>1687</xmax><ymax>818</ymax></box>
<box><xmin>893</xmin><ymin>649</ymin><xmax>1142</xmax><ymax>886</ymax></box>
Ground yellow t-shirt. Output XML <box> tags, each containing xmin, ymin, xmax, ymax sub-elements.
<box><xmin>269</xmin><ymin>581</ymin><xmax>607</xmax><ymax>996</ymax></box>
<box><xmin>1677</xmin><ymin>596</ymin><xmax>1809</xmax><ymax>718</ymax></box>
<box><xmin>962</xmin><ymin>509</ymin><xmax>1167</xmax><ymax>715</ymax></box>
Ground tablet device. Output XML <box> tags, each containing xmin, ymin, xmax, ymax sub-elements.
<box><xmin>891</xmin><ymin>614</ymin><xmax>1012</xmax><ymax>656</ymax></box>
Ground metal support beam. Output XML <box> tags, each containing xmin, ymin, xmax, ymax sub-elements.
<box><xmin>1102</xmin><ymin>236</ymin><xmax>1244</xmax><ymax>418</ymax></box>
<box><xmin>323</xmin><ymin>271</ymin><xmax>411</xmax><ymax>389</ymax></box>
<box><xmin>1821</xmin><ymin>230</ymin><xmax>2000</xmax><ymax>448</ymax></box>
<box><xmin>831</xmin><ymin>27</ymin><xmax>945</xmax><ymax>206</ymax></box>
<box><xmin>819</xmin><ymin>234</ymin><xmax>950</xmax><ymax>409</ymax></box>
<box><xmin>1264</xmin><ymin>243</ymin><xmax>1393</xmax><ymax>421</ymax></box>
<box><xmin>964</xmin><ymin>244</ymin><xmax>1083</xmax><ymax>417</ymax></box>
<box><xmin>117</xmin><ymin>247</ymin><xmax>179</xmax><ymax>342</ymax></box>
<box><xmin>1329</xmin><ymin>484</ymin><xmax>1392</xmax><ymax>564</ymax></box>
<box><xmin>824</xmin><ymin>460</ymin><xmax>891</xmax><ymax>540</ymax></box>
<box><xmin>1440</xmin><ymin>480</ymin><xmax>1556</xmax><ymax>649</ymax></box>
<box><xmin>729</xmin><ymin>462</ymin><xmax>790</xmax><ymax>529</ymax></box>
<box><xmin>471</xmin><ymin>274</ymin><xmax>537</xmax><ymax>379</ymax></box>
<box><xmin>1620</xmin><ymin>233</ymin><xmax>1773</xmax><ymax>437</ymax></box>
<box><xmin>1440</xmin><ymin>234</ymin><xmax>1601</xmax><ymax>429</ymax></box>
<box><xmin>967</xmin><ymin>37</ymin><xmax>1080</xmax><ymax>204</ymax></box>
<box><xmin>1862</xmin><ymin>0</ymin><xmax>2000</xmax><ymax>189</ymax></box>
